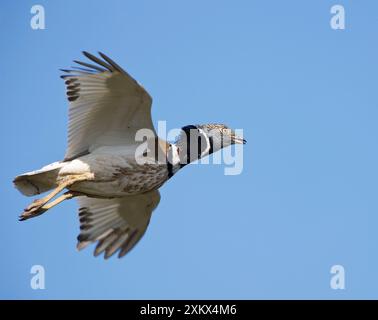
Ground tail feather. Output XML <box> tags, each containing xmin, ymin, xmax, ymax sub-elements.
<box><xmin>13</xmin><ymin>161</ymin><xmax>65</xmax><ymax>196</ymax></box>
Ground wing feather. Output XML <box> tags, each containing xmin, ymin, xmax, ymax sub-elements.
<box><xmin>76</xmin><ymin>190</ymin><xmax>160</xmax><ymax>259</ymax></box>
<box><xmin>61</xmin><ymin>52</ymin><xmax>155</xmax><ymax>160</ymax></box>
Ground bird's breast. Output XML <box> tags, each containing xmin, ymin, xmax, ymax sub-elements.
<box><xmin>68</xmin><ymin>162</ymin><xmax>169</xmax><ymax>197</ymax></box>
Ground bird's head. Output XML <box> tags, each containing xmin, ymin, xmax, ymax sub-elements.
<box><xmin>175</xmin><ymin>123</ymin><xmax>246</xmax><ymax>167</ymax></box>
<box><xmin>197</xmin><ymin>123</ymin><xmax>246</xmax><ymax>151</ymax></box>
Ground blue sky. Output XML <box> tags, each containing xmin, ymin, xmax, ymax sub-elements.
<box><xmin>1</xmin><ymin>0</ymin><xmax>377</xmax><ymax>299</ymax></box>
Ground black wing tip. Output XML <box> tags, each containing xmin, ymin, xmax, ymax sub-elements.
<box><xmin>97</xmin><ymin>51</ymin><xmax>108</xmax><ymax>59</ymax></box>
<box><xmin>81</xmin><ymin>51</ymin><xmax>114</xmax><ymax>72</ymax></box>
<box><xmin>82</xmin><ymin>50</ymin><xmax>91</xmax><ymax>57</ymax></box>
<box><xmin>82</xmin><ymin>51</ymin><xmax>100</xmax><ymax>63</ymax></box>
<box><xmin>82</xmin><ymin>50</ymin><xmax>106</xmax><ymax>56</ymax></box>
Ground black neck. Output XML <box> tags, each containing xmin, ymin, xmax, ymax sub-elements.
<box><xmin>179</xmin><ymin>130</ymin><xmax>214</xmax><ymax>169</ymax></box>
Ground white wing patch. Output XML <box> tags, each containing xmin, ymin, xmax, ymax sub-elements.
<box><xmin>76</xmin><ymin>190</ymin><xmax>160</xmax><ymax>259</ymax></box>
<box><xmin>61</xmin><ymin>52</ymin><xmax>155</xmax><ymax>161</ymax></box>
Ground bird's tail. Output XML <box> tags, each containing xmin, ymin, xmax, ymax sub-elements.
<box><xmin>13</xmin><ymin>161</ymin><xmax>66</xmax><ymax>196</ymax></box>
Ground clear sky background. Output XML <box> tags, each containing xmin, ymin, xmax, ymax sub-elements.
<box><xmin>1</xmin><ymin>0</ymin><xmax>377</xmax><ymax>299</ymax></box>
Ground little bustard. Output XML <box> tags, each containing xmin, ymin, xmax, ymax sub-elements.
<box><xmin>13</xmin><ymin>52</ymin><xmax>246</xmax><ymax>259</ymax></box>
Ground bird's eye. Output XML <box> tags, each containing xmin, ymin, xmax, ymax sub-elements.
<box><xmin>222</xmin><ymin>128</ymin><xmax>231</xmax><ymax>135</ymax></box>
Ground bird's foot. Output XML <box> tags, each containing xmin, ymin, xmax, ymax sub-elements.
<box><xmin>19</xmin><ymin>205</ymin><xmax>47</xmax><ymax>221</ymax></box>
<box><xmin>24</xmin><ymin>199</ymin><xmax>44</xmax><ymax>212</ymax></box>
<box><xmin>19</xmin><ymin>191</ymin><xmax>83</xmax><ymax>221</ymax></box>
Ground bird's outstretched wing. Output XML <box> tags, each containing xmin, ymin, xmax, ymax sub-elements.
<box><xmin>61</xmin><ymin>52</ymin><xmax>155</xmax><ymax>161</ymax></box>
<box><xmin>76</xmin><ymin>190</ymin><xmax>160</xmax><ymax>259</ymax></box>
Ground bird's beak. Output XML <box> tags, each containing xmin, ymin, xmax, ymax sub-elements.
<box><xmin>231</xmin><ymin>135</ymin><xmax>247</xmax><ymax>145</ymax></box>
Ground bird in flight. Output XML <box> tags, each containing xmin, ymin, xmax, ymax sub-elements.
<box><xmin>13</xmin><ymin>52</ymin><xmax>246</xmax><ymax>259</ymax></box>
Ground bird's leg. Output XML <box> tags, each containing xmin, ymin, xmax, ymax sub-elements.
<box><xmin>21</xmin><ymin>174</ymin><xmax>92</xmax><ymax>220</ymax></box>
<box><xmin>24</xmin><ymin>182</ymin><xmax>68</xmax><ymax>213</ymax></box>
<box><xmin>19</xmin><ymin>191</ymin><xmax>83</xmax><ymax>221</ymax></box>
